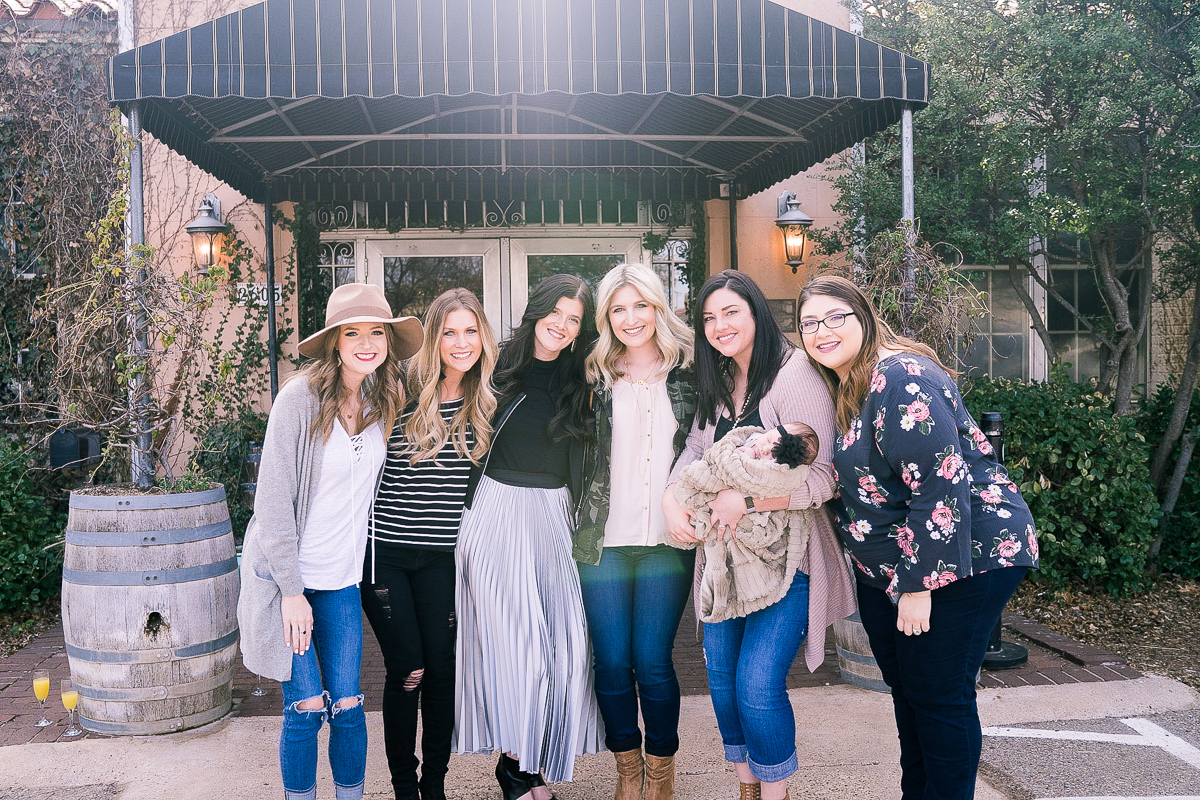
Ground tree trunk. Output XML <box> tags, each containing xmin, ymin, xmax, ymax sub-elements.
<box><xmin>1007</xmin><ymin>260</ymin><xmax>1056</xmax><ymax>366</ymax></box>
<box><xmin>1150</xmin><ymin>278</ymin><xmax>1200</xmax><ymax>488</ymax></box>
<box><xmin>1148</xmin><ymin>426</ymin><xmax>1198</xmax><ymax>569</ymax></box>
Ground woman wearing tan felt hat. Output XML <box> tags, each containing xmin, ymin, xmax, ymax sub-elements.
<box><xmin>237</xmin><ymin>282</ymin><xmax>421</xmax><ymax>800</ymax></box>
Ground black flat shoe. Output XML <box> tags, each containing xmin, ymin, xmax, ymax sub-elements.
<box><xmin>495</xmin><ymin>754</ymin><xmax>537</xmax><ymax>800</ymax></box>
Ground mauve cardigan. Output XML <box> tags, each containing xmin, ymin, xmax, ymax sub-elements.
<box><xmin>236</xmin><ymin>376</ymin><xmax>384</xmax><ymax>682</ymax></box>
<box><xmin>668</xmin><ymin>349</ymin><xmax>857</xmax><ymax>672</ymax></box>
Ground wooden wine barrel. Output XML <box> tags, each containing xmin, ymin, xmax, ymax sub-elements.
<box><xmin>832</xmin><ymin>612</ymin><xmax>889</xmax><ymax>693</ymax></box>
<box><xmin>61</xmin><ymin>486</ymin><xmax>240</xmax><ymax>735</ymax></box>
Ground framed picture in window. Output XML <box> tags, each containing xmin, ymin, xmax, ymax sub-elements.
<box><xmin>767</xmin><ymin>298</ymin><xmax>797</xmax><ymax>333</ymax></box>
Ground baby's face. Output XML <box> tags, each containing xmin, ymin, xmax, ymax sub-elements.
<box><xmin>750</xmin><ymin>429</ymin><xmax>781</xmax><ymax>460</ymax></box>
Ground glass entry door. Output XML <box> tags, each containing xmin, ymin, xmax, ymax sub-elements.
<box><xmin>510</xmin><ymin>237</ymin><xmax>644</xmax><ymax>322</ymax></box>
<box><xmin>364</xmin><ymin>239</ymin><xmax>502</xmax><ymax>336</ymax></box>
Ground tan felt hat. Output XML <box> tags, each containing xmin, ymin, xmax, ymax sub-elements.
<box><xmin>297</xmin><ymin>283</ymin><xmax>423</xmax><ymax>360</ymax></box>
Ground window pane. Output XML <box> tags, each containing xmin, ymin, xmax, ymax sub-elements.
<box><xmin>989</xmin><ymin>333</ymin><xmax>1027</xmax><ymax>379</ymax></box>
<box><xmin>1051</xmin><ymin>333</ymin><xmax>1079</xmax><ymax>380</ymax></box>
<box><xmin>334</xmin><ymin>266</ymin><xmax>356</xmax><ymax>287</ymax></box>
<box><xmin>961</xmin><ymin>335</ymin><xmax>992</xmax><ymax>378</ymax></box>
<box><xmin>989</xmin><ymin>271</ymin><xmax>1027</xmax><ymax>335</ymax></box>
<box><xmin>383</xmin><ymin>256</ymin><xmax>484</xmax><ymax>319</ymax></box>
<box><xmin>1075</xmin><ymin>333</ymin><xmax>1103</xmax><ymax>380</ymax></box>
<box><xmin>1047</xmin><ymin>269</ymin><xmax>1077</xmax><ymax>331</ymax></box>
<box><xmin>527</xmin><ymin>254</ymin><xmax>625</xmax><ymax>292</ymax></box>
<box><xmin>1077</xmin><ymin>270</ymin><xmax>1104</xmax><ymax>318</ymax></box>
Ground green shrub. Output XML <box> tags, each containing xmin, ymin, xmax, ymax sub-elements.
<box><xmin>963</xmin><ymin>373</ymin><xmax>1160</xmax><ymax>596</ymax></box>
<box><xmin>189</xmin><ymin>411</ymin><xmax>268</xmax><ymax>542</ymax></box>
<box><xmin>0</xmin><ymin>446</ymin><xmax>67</xmax><ymax>612</ymax></box>
<box><xmin>1137</xmin><ymin>384</ymin><xmax>1200</xmax><ymax>577</ymax></box>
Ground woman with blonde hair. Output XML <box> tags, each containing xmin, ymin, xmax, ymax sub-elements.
<box><xmin>362</xmin><ymin>288</ymin><xmax>498</xmax><ymax>800</ymax></box>
<box><xmin>576</xmin><ymin>262</ymin><xmax>696</xmax><ymax>800</ymax></box>
<box><xmin>798</xmin><ymin>274</ymin><xmax>1038</xmax><ymax>800</ymax></box>
<box><xmin>238</xmin><ymin>282</ymin><xmax>421</xmax><ymax>800</ymax></box>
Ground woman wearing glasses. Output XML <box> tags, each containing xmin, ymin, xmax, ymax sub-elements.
<box><xmin>798</xmin><ymin>275</ymin><xmax>1038</xmax><ymax>800</ymax></box>
<box><xmin>661</xmin><ymin>270</ymin><xmax>855</xmax><ymax>800</ymax></box>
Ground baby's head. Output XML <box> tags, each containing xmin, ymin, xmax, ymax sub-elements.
<box><xmin>749</xmin><ymin>422</ymin><xmax>819</xmax><ymax>467</ymax></box>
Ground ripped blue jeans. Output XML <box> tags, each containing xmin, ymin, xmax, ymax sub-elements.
<box><xmin>280</xmin><ymin>585</ymin><xmax>366</xmax><ymax>800</ymax></box>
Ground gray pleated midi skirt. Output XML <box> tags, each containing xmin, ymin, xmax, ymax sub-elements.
<box><xmin>453</xmin><ymin>475</ymin><xmax>604</xmax><ymax>783</ymax></box>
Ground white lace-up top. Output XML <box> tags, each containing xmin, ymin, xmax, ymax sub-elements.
<box><xmin>297</xmin><ymin>418</ymin><xmax>386</xmax><ymax>590</ymax></box>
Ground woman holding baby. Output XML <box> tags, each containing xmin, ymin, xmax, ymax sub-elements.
<box><xmin>662</xmin><ymin>270</ymin><xmax>855</xmax><ymax>800</ymax></box>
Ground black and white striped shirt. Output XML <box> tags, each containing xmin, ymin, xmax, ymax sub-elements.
<box><xmin>370</xmin><ymin>397</ymin><xmax>474</xmax><ymax>549</ymax></box>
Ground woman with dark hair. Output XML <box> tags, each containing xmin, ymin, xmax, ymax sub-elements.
<box><xmin>454</xmin><ymin>274</ymin><xmax>604</xmax><ymax>800</ymax></box>
<box><xmin>798</xmin><ymin>275</ymin><xmax>1038</xmax><ymax>800</ymax></box>
<box><xmin>661</xmin><ymin>270</ymin><xmax>855</xmax><ymax>800</ymax></box>
<box><xmin>362</xmin><ymin>288</ymin><xmax>498</xmax><ymax>800</ymax></box>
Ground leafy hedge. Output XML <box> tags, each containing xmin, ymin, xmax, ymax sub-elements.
<box><xmin>963</xmin><ymin>374</ymin><xmax>1160</xmax><ymax>595</ymax></box>
<box><xmin>0</xmin><ymin>446</ymin><xmax>67</xmax><ymax>612</ymax></box>
<box><xmin>190</xmin><ymin>411</ymin><xmax>268</xmax><ymax>541</ymax></box>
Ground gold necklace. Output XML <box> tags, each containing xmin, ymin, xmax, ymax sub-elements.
<box><xmin>620</xmin><ymin>355</ymin><xmax>663</xmax><ymax>386</ymax></box>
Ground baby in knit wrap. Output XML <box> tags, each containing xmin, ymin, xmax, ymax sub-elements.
<box><xmin>671</xmin><ymin>423</ymin><xmax>819</xmax><ymax>623</ymax></box>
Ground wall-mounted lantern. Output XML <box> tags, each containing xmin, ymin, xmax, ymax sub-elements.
<box><xmin>774</xmin><ymin>191</ymin><xmax>813</xmax><ymax>274</ymax></box>
<box><xmin>184</xmin><ymin>193</ymin><xmax>225</xmax><ymax>275</ymax></box>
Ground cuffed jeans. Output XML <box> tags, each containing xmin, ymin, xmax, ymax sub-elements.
<box><xmin>857</xmin><ymin>566</ymin><xmax>1029</xmax><ymax>800</ymax></box>
<box><xmin>578</xmin><ymin>544</ymin><xmax>694</xmax><ymax>757</ymax></box>
<box><xmin>361</xmin><ymin>546</ymin><xmax>457</xmax><ymax>799</ymax></box>
<box><xmin>702</xmin><ymin>570</ymin><xmax>810</xmax><ymax>782</ymax></box>
<box><xmin>280</xmin><ymin>585</ymin><xmax>367</xmax><ymax>800</ymax></box>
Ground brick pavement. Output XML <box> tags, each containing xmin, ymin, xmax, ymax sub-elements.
<box><xmin>0</xmin><ymin>606</ymin><xmax>1143</xmax><ymax>744</ymax></box>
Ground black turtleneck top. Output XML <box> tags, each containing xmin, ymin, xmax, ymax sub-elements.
<box><xmin>485</xmin><ymin>358</ymin><xmax>572</xmax><ymax>486</ymax></box>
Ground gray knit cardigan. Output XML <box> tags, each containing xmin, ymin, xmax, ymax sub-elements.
<box><xmin>236</xmin><ymin>376</ymin><xmax>381</xmax><ymax>682</ymax></box>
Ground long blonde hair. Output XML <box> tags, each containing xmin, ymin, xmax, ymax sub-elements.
<box><xmin>289</xmin><ymin>326</ymin><xmax>405</xmax><ymax>443</ymax></box>
<box><xmin>798</xmin><ymin>275</ymin><xmax>954</xmax><ymax>432</ymax></box>
<box><xmin>403</xmin><ymin>288</ymin><xmax>498</xmax><ymax>464</ymax></box>
<box><xmin>586</xmin><ymin>262</ymin><xmax>694</xmax><ymax>389</ymax></box>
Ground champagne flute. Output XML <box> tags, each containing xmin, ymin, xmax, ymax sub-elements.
<box><xmin>60</xmin><ymin>679</ymin><xmax>83</xmax><ymax>737</ymax></box>
<box><xmin>32</xmin><ymin>669</ymin><xmax>52</xmax><ymax>727</ymax></box>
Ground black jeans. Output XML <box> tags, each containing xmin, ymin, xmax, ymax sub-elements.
<box><xmin>361</xmin><ymin>546</ymin><xmax>457</xmax><ymax>800</ymax></box>
<box><xmin>857</xmin><ymin>566</ymin><xmax>1028</xmax><ymax>800</ymax></box>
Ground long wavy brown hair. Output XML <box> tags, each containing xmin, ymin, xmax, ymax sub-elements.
<box><xmin>798</xmin><ymin>275</ymin><xmax>953</xmax><ymax>433</ymax></box>
<box><xmin>403</xmin><ymin>289</ymin><xmax>498</xmax><ymax>464</ymax></box>
<box><xmin>288</xmin><ymin>325</ymin><xmax>406</xmax><ymax>443</ymax></box>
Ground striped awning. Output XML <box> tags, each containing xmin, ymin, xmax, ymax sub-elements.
<box><xmin>108</xmin><ymin>0</ymin><xmax>930</xmax><ymax>204</ymax></box>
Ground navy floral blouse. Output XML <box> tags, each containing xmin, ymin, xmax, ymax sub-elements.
<box><xmin>830</xmin><ymin>353</ymin><xmax>1039</xmax><ymax>600</ymax></box>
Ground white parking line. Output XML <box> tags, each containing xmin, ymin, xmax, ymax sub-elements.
<box><xmin>1120</xmin><ymin>718</ymin><xmax>1200</xmax><ymax>770</ymax></box>
<box><xmin>982</xmin><ymin>717</ymin><xmax>1200</xmax><ymax>773</ymax></box>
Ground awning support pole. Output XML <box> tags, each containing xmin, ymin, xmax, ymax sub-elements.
<box><xmin>900</xmin><ymin>104</ymin><xmax>917</xmax><ymax>336</ymax></box>
<box><xmin>263</xmin><ymin>185</ymin><xmax>279</xmax><ymax>400</ymax></box>
<box><xmin>728</xmin><ymin>186</ymin><xmax>739</xmax><ymax>272</ymax></box>
<box><xmin>128</xmin><ymin>101</ymin><xmax>153</xmax><ymax>488</ymax></box>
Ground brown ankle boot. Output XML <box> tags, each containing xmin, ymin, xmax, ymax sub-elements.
<box><xmin>644</xmin><ymin>754</ymin><xmax>675</xmax><ymax>800</ymax></box>
<box><xmin>613</xmin><ymin>748</ymin><xmax>644</xmax><ymax>800</ymax></box>
<box><xmin>737</xmin><ymin>782</ymin><xmax>761</xmax><ymax>800</ymax></box>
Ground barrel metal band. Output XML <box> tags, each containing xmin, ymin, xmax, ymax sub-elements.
<box><xmin>65</xmin><ymin>629</ymin><xmax>238</xmax><ymax>664</ymax></box>
<box><xmin>63</xmin><ymin>557</ymin><xmax>238</xmax><ymax>586</ymax></box>
<box><xmin>79</xmin><ymin>699</ymin><xmax>232</xmax><ymax>735</ymax></box>
<box><xmin>65</xmin><ymin>519</ymin><xmax>233</xmax><ymax>547</ymax></box>
<box><xmin>69</xmin><ymin>487</ymin><xmax>226</xmax><ymax>510</ymax></box>
<box><xmin>835</xmin><ymin>645</ymin><xmax>881</xmax><ymax>667</ymax></box>
<box><xmin>75</xmin><ymin>667</ymin><xmax>234</xmax><ymax>701</ymax></box>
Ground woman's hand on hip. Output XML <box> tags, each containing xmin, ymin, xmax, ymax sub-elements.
<box><xmin>663</xmin><ymin>486</ymin><xmax>701</xmax><ymax>544</ymax></box>
<box><xmin>281</xmin><ymin>593</ymin><xmax>313</xmax><ymax>655</ymax></box>
<box><xmin>708</xmin><ymin>488</ymin><xmax>747</xmax><ymax>541</ymax></box>
<box><xmin>897</xmin><ymin>590</ymin><xmax>932</xmax><ymax>636</ymax></box>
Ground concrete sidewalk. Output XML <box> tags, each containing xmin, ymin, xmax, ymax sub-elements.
<box><xmin>0</xmin><ymin>674</ymin><xmax>1194</xmax><ymax>800</ymax></box>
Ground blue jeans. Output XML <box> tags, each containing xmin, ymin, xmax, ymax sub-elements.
<box><xmin>702</xmin><ymin>571</ymin><xmax>810</xmax><ymax>782</ymax></box>
<box><xmin>578</xmin><ymin>545</ymin><xmax>694</xmax><ymax>757</ymax></box>
<box><xmin>857</xmin><ymin>567</ymin><xmax>1029</xmax><ymax>800</ymax></box>
<box><xmin>280</xmin><ymin>585</ymin><xmax>367</xmax><ymax>800</ymax></box>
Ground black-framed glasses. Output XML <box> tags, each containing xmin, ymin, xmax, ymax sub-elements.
<box><xmin>799</xmin><ymin>311</ymin><xmax>856</xmax><ymax>335</ymax></box>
